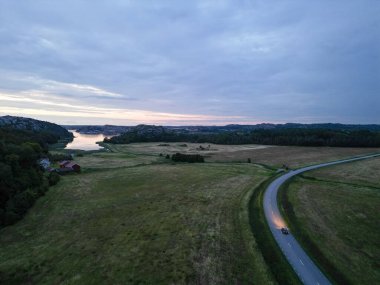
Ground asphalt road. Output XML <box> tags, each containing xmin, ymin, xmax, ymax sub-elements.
<box><xmin>263</xmin><ymin>153</ymin><xmax>380</xmax><ymax>285</ymax></box>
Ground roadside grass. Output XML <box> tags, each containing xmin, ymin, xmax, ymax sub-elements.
<box><xmin>210</xmin><ymin>146</ymin><xmax>380</xmax><ymax>168</ymax></box>
<box><xmin>302</xmin><ymin>156</ymin><xmax>380</xmax><ymax>188</ymax></box>
<box><xmin>278</xmin><ymin>178</ymin><xmax>351</xmax><ymax>285</ymax></box>
<box><xmin>0</xmin><ymin>160</ymin><xmax>276</xmax><ymax>284</ymax></box>
<box><xmin>279</xmin><ymin>157</ymin><xmax>380</xmax><ymax>285</ymax></box>
<box><xmin>249</xmin><ymin>177</ymin><xmax>302</xmax><ymax>285</ymax></box>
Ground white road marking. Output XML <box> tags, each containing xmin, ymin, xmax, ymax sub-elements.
<box><xmin>300</xmin><ymin>259</ymin><xmax>304</xmax><ymax>266</ymax></box>
<box><xmin>288</xmin><ymin>242</ymin><xmax>291</xmax><ymax>247</ymax></box>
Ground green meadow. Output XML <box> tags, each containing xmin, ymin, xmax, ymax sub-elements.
<box><xmin>1</xmin><ymin>143</ymin><xmax>379</xmax><ymax>284</ymax></box>
<box><xmin>0</xmin><ymin>146</ymin><xmax>275</xmax><ymax>284</ymax></box>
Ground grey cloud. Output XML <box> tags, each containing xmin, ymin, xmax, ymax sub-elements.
<box><xmin>0</xmin><ymin>0</ymin><xmax>379</xmax><ymax>124</ymax></box>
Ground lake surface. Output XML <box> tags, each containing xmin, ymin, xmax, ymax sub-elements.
<box><xmin>65</xmin><ymin>130</ymin><xmax>111</xmax><ymax>151</ymax></box>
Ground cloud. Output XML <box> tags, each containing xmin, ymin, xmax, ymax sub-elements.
<box><xmin>0</xmin><ymin>1</ymin><xmax>378</xmax><ymax>124</ymax></box>
<box><xmin>0</xmin><ymin>72</ymin><xmax>126</xmax><ymax>99</ymax></box>
<box><xmin>0</xmin><ymin>90</ymin><xmax>245</xmax><ymax>125</ymax></box>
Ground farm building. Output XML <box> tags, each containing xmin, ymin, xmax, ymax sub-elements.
<box><xmin>59</xmin><ymin>160</ymin><xmax>71</xmax><ymax>167</ymax></box>
<box><xmin>58</xmin><ymin>160</ymin><xmax>81</xmax><ymax>172</ymax></box>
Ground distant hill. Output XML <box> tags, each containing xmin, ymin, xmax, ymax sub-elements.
<box><xmin>278</xmin><ymin>123</ymin><xmax>380</xmax><ymax>131</ymax></box>
<box><xmin>68</xmin><ymin>122</ymin><xmax>380</xmax><ymax>136</ymax></box>
<box><xmin>0</xmin><ymin>116</ymin><xmax>72</xmax><ymax>139</ymax></box>
<box><xmin>171</xmin><ymin>123</ymin><xmax>380</xmax><ymax>133</ymax></box>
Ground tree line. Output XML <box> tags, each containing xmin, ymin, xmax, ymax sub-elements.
<box><xmin>0</xmin><ymin>128</ymin><xmax>62</xmax><ymax>226</ymax></box>
<box><xmin>105</xmin><ymin>127</ymin><xmax>380</xmax><ymax>147</ymax></box>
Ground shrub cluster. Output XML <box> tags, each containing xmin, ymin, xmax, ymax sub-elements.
<box><xmin>48</xmin><ymin>153</ymin><xmax>73</xmax><ymax>162</ymax></box>
<box><xmin>48</xmin><ymin>172</ymin><xmax>60</xmax><ymax>186</ymax></box>
<box><xmin>171</xmin><ymin>153</ymin><xmax>204</xmax><ymax>163</ymax></box>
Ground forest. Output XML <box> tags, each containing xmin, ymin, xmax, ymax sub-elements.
<box><xmin>0</xmin><ymin>128</ymin><xmax>62</xmax><ymax>226</ymax></box>
<box><xmin>106</xmin><ymin>126</ymin><xmax>380</xmax><ymax>147</ymax></box>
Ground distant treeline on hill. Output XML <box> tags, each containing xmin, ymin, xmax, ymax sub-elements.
<box><xmin>105</xmin><ymin>125</ymin><xmax>380</xmax><ymax>147</ymax></box>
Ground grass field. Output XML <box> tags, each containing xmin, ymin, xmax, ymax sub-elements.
<box><xmin>281</xmin><ymin>157</ymin><xmax>380</xmax><ymax>285</ymax></box>
<box><xmin>303</xmin><ymin>156</ymin><xmax>380</xmax><ymax>188</ymax></box>
<box><xmin>0</xmin><ymin>150</ymin><xmax>276</xmax><ymax>284</ymax></box>
<box><xmin>111</xmin><ymin>142</ymin><xmax>380</xmax><ymax>168</ymax></box>
<box><xmin>75</xmin><ymin>152</ymin><xmax>159</xmax><ymax>169</ymax></box>
<box><xmin>2</xmin><ymin>142</ymin><xmax>379</xmax><ymax>284</ymax></box>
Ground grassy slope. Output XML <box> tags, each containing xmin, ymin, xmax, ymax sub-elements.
<box><xmin>282</xmin><ymin>157</ymin><xmax>380</xmax><ymax>285</ymax></box>
<box><xmin>0</xmin><ymin>150</ymin><xmax>275</xmax><ymax>284</ymax></box>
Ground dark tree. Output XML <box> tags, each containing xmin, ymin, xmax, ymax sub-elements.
<box><xmin>0</xmin><ymin>126</ymin><xmax>64</xmax><ymax>227</ymax></box>
<box><xmin>171</xmin><ymin>153</ymin><xmax>204</xmax><ymax>163</ymax></box>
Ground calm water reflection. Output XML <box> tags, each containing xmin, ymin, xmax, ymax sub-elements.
<box><xmin>65</xmin><ymin>130</ymin><xmax>112</xmax><ymax>151</ymax></box>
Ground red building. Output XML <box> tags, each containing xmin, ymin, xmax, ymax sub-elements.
<box><xmin>59</xmin><ymin>160</ymin><xmax>81</xmax><ymax>172</ymax></box>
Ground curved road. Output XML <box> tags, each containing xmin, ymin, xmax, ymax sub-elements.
<box><xmin>263</xmin><ymin>153</ymin><xmax>380</xmax><ymax>285</ymax></box>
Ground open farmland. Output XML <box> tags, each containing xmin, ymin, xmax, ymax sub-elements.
<box><xmin>105</xmin><ymin>142</ymin><xmax>271</xmax><ymax>159</ymax></box>
<box><xmin>74</xmin><ymin>151</ymin><xmax>158</xmax><ymax>169</ymax></box>
<box><xmin>281</xmin><ymin>157</ymin><xmax>380</xmax><ymax>285</ymax></box>
<box><xmin>302</xmin><ymin>155</ymin><xmax>380</xmax><ymax>187</ymax></box>
<box><xmin>110</xmin><ymin>142</ymin><xmax>380</xmax><ymax>168</ymax></box>
<box><xmin>209</xmin><ymin>146</ymin><xmax>380</xmax><ymax>167</ymax></box>
<box><xmin>0</xmin><ymin>149</ymin><xmax>275</xmax><ymax>284</ymax></box>
<box><xmin>1</xmin><ymin>142</ymin><xmax>379</xmax><ymax>284</ymax></box>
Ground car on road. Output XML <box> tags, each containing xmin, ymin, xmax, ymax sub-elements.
<box><xmin>281</xmin><ymin>227</ymin><xmax>289</xmax><ymax>235</ymax></box>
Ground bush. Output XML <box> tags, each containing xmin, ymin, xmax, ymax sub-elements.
<box><xmin>49</xmin><ymin>153</ymin><xmax>72</xmax><ymax>162</ymax></box>
<box><xmin>171</xmin><ymin>153</ymin><xmax>204</xmax><ymax>163</ymax></box>
<box><xmin>48</xmin><ymin>172</ymin><xmax>60</xmax><ymax>186</ymax></box>
<box><xmin>9</xmin><ymin>190</ymin><xmax>36</xmax><ymax>215</ymax></box>
<box><xmin>3</xmin><ymin>210</ymin><xmax>21</xmax><ymax>226</ymax></box>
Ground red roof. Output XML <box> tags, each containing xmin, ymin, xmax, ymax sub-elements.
<box><xmin>64</xmin><ymin>162</ymin><xmax>80</xmax><ymax>168</ymax></box>
<box><xmin>59</xmin><ymin>160</ymin><xmax>71</xmax><ymax>166</ymax></box>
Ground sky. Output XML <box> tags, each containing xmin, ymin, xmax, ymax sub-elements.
<box><xmin>0</xmin><ymin>0</ymin><xmax>379</xmax><ymax>125</ymax></box>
